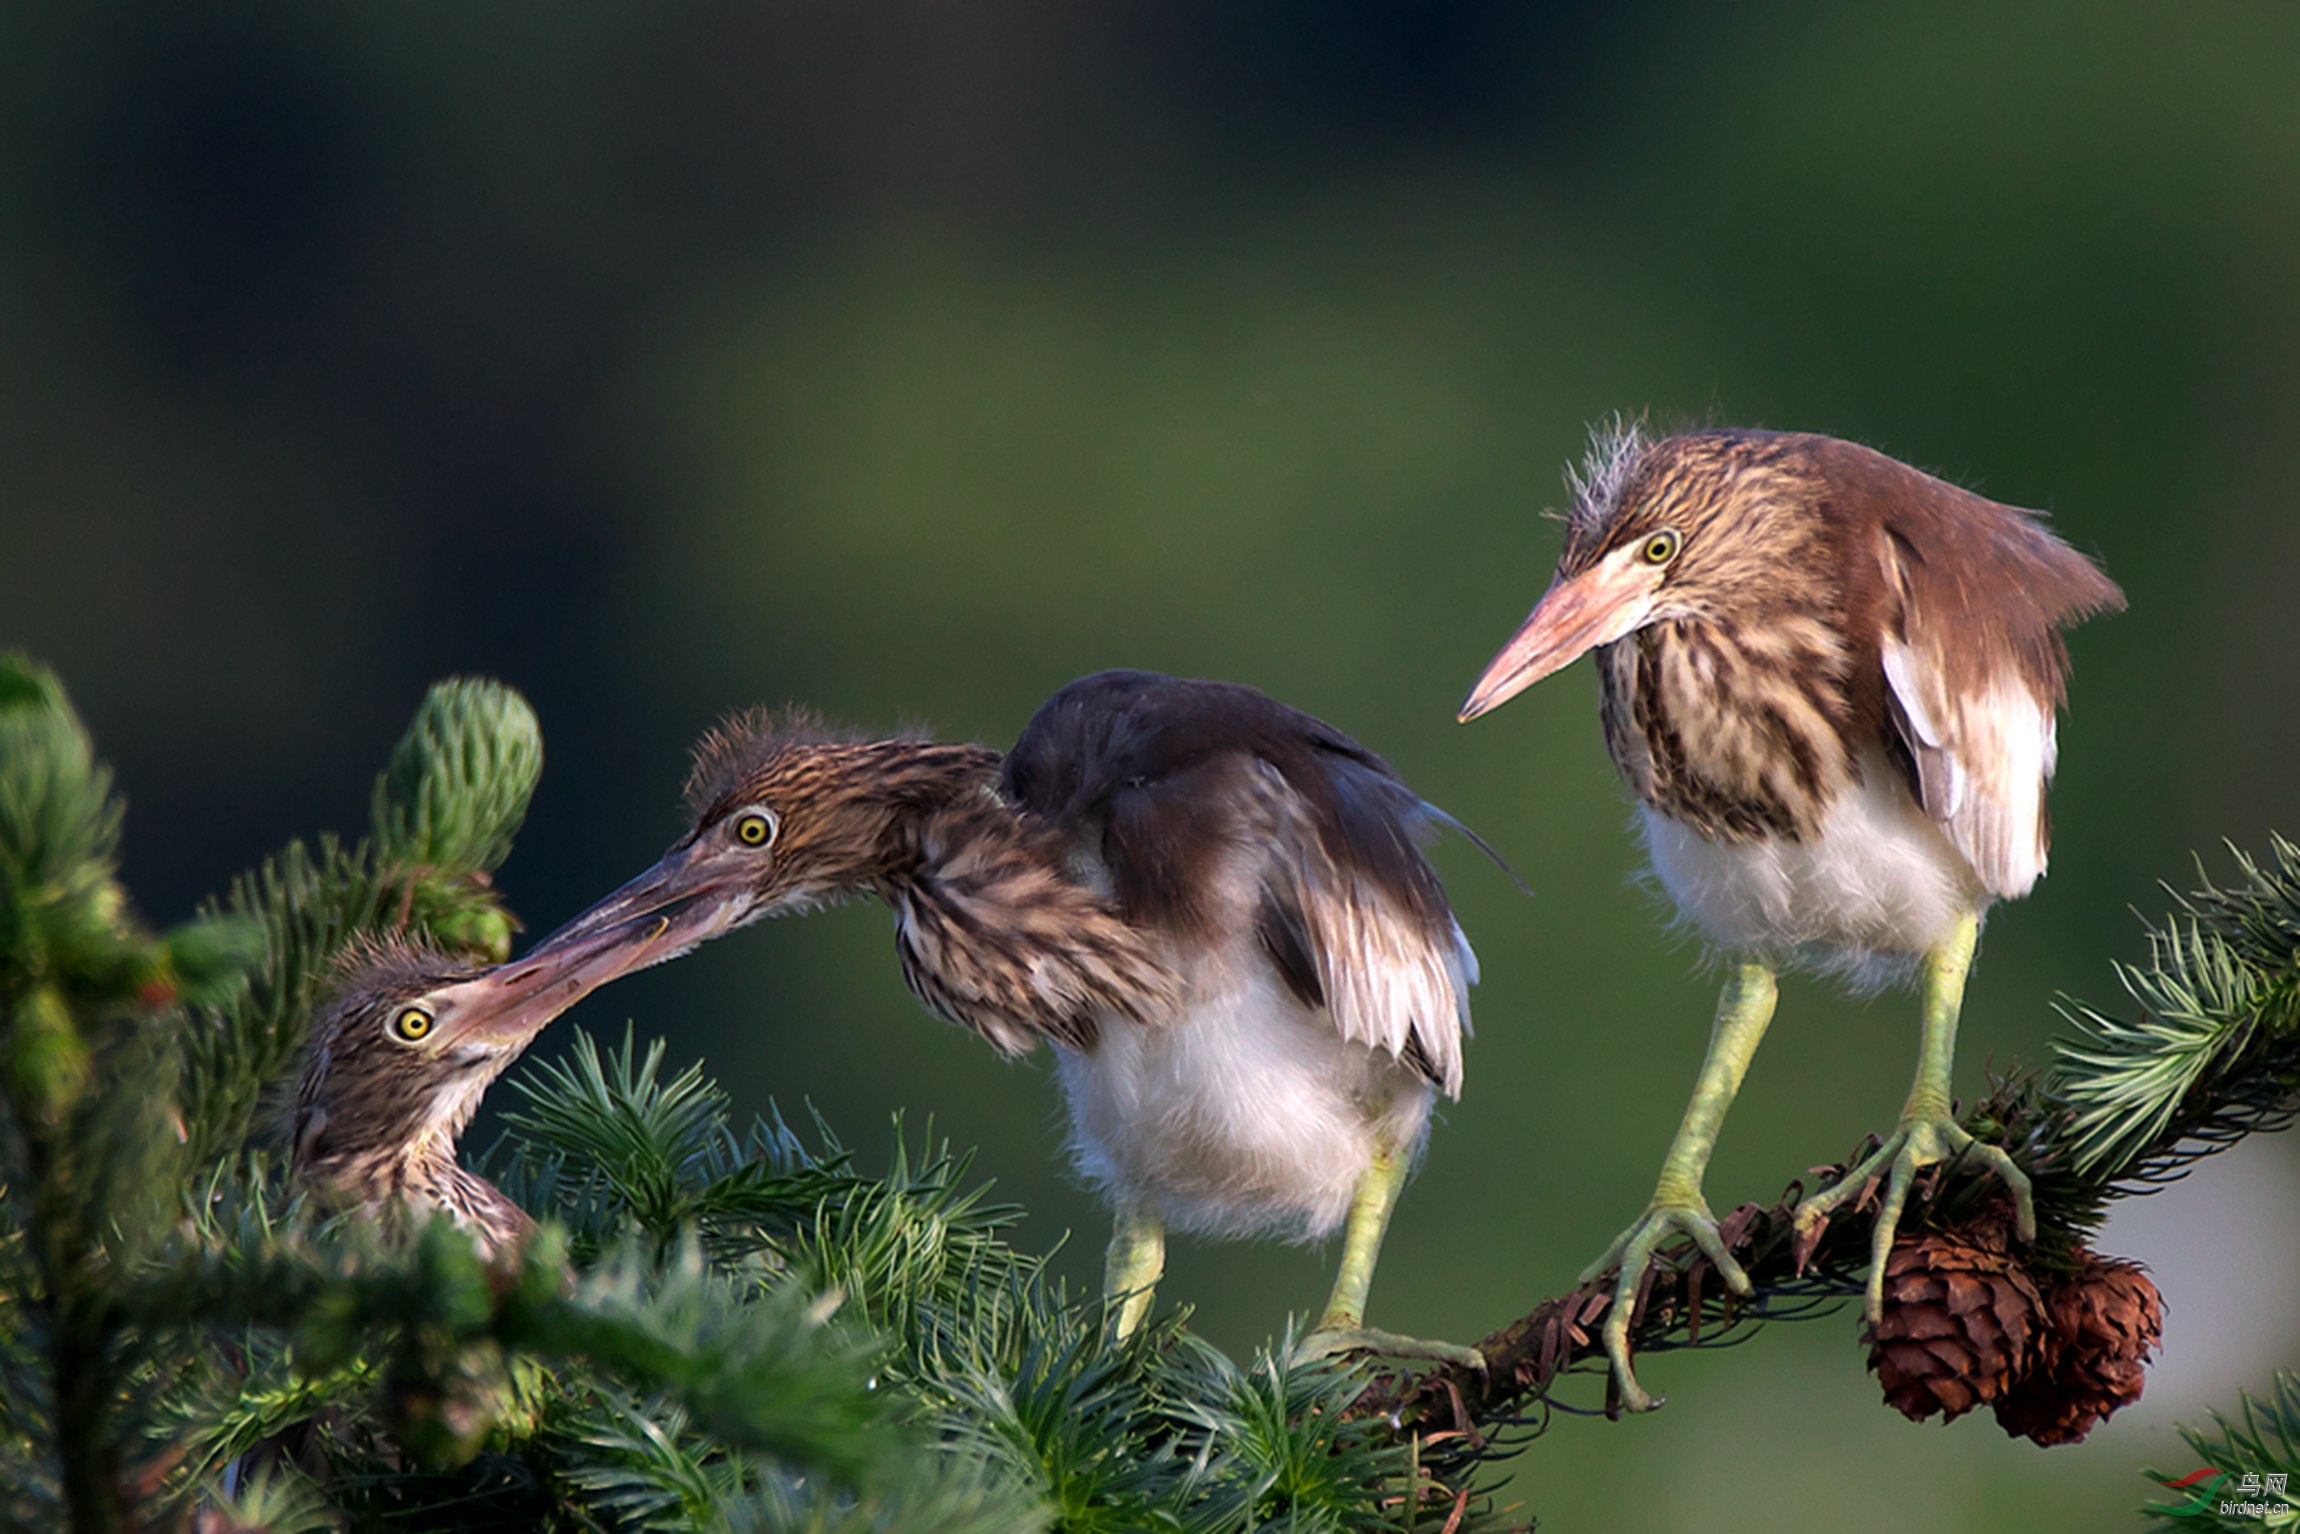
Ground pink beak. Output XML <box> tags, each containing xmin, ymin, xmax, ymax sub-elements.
<box><xmin>430</xmin><ymin>911</ymin><xmax>686</xmax><ymax>1049</ymax></box>
<box><xmin>1459</xmin><ymin>558</ymin><xmax>1658</xmax><ymax>722</ymax></box>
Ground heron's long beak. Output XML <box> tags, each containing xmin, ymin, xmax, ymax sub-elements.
<box><xmin>490</xmin><ymin>838</ymin><xmax>765</xmax><ymax>1006</ymax></box>
<box><xmin>1458</xmin><ymin>555</ymin><xmax>1661</xmax><ymax>722</ymax></box>
<box><xmin>431</xmin><ymin>906</ymin><xmax>696</xmax><ymax>1049</ymax></box>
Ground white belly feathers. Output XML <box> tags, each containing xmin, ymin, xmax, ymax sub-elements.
<box><xmin>1639</xmin><ymin>748</ymin><xmax>1989</xmax><ymax>984</ymax></box>
<box><xmin>1055</xmin><ymin>938</ymin><xmax>1436</xmax><ymax>1242</ymax></box>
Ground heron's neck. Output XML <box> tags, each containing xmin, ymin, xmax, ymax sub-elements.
<box><xmin>424</xmin><ymin>1162</ymin><xmax>536</xmax><ymax>1255</ymax></box>
<box><xmin>880</xmin><ymin>794</ymin><xmax>1175</xmax><ymax>1056</ymax></box>
<box><xmin>296</xmin><ymin>1131</ymin><xmax>528</xmax><ymax>1252</ymax></box>
<box><xmin>293</xmin><ymin>1068</ymin><xmax>532</xmax><ymax>1242</ymax></box>
<box><xmin>1598</xmin><ymin>606</ymin><xmax>1857</xmax><ymax>844</ymax></box>
<box><xmin>792</xmin><ymin>741</ymin><xmax>1001</xmax><ymax>900</ymax></box>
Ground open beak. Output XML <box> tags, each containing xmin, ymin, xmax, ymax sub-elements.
<box><xmin>1458</xmin><ymin>555</ymin><xmax>1661</xmax><ymax>722</ymax></box>
<box><xmin>426</xmin><ymin>907</ymin><xmax>684</xmax><ymax>1049</ymax></box>
<box><xmin>495</xmin><ymin>838</ymin><xmax>764</xmax><ymax>999</ymax></box>
<box><xmin>427</xmin><ymin>840</ymin><xmax>765</xmax><ymax>1049</ymax></box>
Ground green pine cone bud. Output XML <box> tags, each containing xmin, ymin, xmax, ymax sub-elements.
<box><xmin>0</xmin><ymin>656</ymin><xmax>49</xmax><ymax>711</ymax></box>
<box><xmin>442</xmin><ymin>906</ymin><xmax>518</xmax><ymax>965</ymax></box>
<box><xmin>6</xmin><ymin>983</ymin><xmax>92</xmax><ymax>1124</ymax></box>
<box><xmin>0</xmin><ymin>653</ymin><xmax>123</xmax><ymax>896</ymax></box>
<box><xmin>159</xmin><ymin>913</ymin><xmax>264</xmax><ymax>1011</ymax></box>
<box><xmin>371</xmin><ymin>679</ymin><xmax>543</xmax><ymax>877</ymax></box>
<box><xmin>502</xmin><ymin>1225</ymin><xmax>572</xmax><ymax>1318</ymax></box>
<box><xmin>290</xmin><ymin>1287</ymin><xmax>365</xmax><ymax>1376</ymax></box>
<box><xmin>418</xmin><ymin>1217</ymin><xmax>501</xmax><ymax>1332</ymax></box>
<box><xmin>402</xmin><ymin>873</ymin><xmax>519</xmax><ymax>964</ymax></box>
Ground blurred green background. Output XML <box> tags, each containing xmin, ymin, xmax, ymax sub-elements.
<box><xmin>5</xmin><ymin>1</ymin><xmax>2296</xmax><ymax>1526</ymax></box>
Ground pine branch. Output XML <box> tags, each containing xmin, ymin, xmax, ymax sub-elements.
<box><xmin>499</xmin><ymin>1038</ymin><xmax>1503</xmax><ymax>1531</ymax></box>
<box><xmin>908</xmin><ymin>1280</ymin><xmax>1184</xmax><ymax>1531</ymax></box>
<box><xmin>498</xmin><ymin>1030</ymin><xmax>1030</xmax><ymax>1324</ymax></box>
<box><xmin>194</xmin><ymin>1461</ymin><xmax>338</xmax><ymax>1534</ymax></box>
<box><xmin>556</xmin><ymin>1388</ymin><xmax>1042</xmax><ymax>1534</ymax></box>
<box><xmin>1356</xmin><ymin>1138</ymin><xmax>1903</xmax><ymax>1457</ymax></box>
<box><xmin>2141</xmin><ymin>1372</ymin><xmax>2300</xmax><ymax>1531</ymax></box>
<box><xmin>176</xmin><ymin>835</ymin><xmax>385</xmax><ymax>1172</ymax></box>
<box><xmin>2056</xmin><ymin>839</ymin><xmax>2300</xmax><ymax>1179</ymax></box>
<box><xmin>1165</xmin><ymin>1331</ymin><xmax>1441</xmax><ymax>1534</ymax></box>
<box><xmin>0</xmin><ymin>656</ymin><xmax>259</xmax><ymax>1534</ymax></box>
<box><xmin>133</xmin><ymin>1220</ymin><xmax>883</xmax><ymax>1471</ymax></box>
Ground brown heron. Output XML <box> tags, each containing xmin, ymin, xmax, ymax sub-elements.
<box><xmin>1460</xmin><ymin>423</ymin><xmax>2121</xmax><ymax>1410</ymax></box>
<box><xmin>289</xmin><ymin>918</ymin><xmax>672</xmax><ymax>1254</ymax></box>
<box><xmin>520</xmin><ymin>670</ymin><xmax>1486</xmax><ymax>1363</ymax></box>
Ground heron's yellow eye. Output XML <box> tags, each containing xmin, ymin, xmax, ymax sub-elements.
<box><xmin>391</xmin><ymin>1006</ymin><xmax>434</xmax><ymax>1043</ymax></box>
<box><xmin>1641</xmin><ymin>529</ymin><xmax>1681</xmax><ymax>566</ymax></box>
<box><xmin>732</xmin><ymin>808</ymin><xmax>778</xmax><ymax>848</ymax></box>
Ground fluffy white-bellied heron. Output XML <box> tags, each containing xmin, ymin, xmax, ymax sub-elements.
<box><xmin>1460</xmin><ymin>424</ymin><xmax>2122</xmax><ymax>1410</ymax></box>
<box><xmin>519</xmin><ymin>670</ymin><xmax>1487</xmax><ymax>1363</ymax></box>
<box><xmin>290</xmin><ymin>918</ymin><xmax>677</xmax><ymax>1254</ymax></box>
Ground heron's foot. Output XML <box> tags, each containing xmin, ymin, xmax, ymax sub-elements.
<box><xmin>1578</xmin><ymin>1194</ymin><xmax>1751</xmax><ymax>1414</ymax></box>
<box><xmin>1792</xmin><ymin>1113</ymin><xmax>2036</xmax><ymax>1324</ymax></box>
<box><xmin>1295</xmin><ymin>1319</ymin><xmax>1485</xmax><ymax>1373</ymax></box>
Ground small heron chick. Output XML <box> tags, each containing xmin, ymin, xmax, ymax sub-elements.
<box><xmin>290</xmin><ymin>918</ymin><xmax>673</xmax><ymax>1254</ymax></box>
<box><xmin>1461</xmin><ymin>424</ymin><xmax>2121</xmax><ymax>1410</ymax></box>
<box><xmin>519</xmin><ymin>670</ymin><xmax>1486</xmax><ymax>1364</ymax></box>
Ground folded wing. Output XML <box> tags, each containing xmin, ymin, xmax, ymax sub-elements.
<box><xmin>1871</xmin><ymin>471</ymin><xmax>2124</xmax><ymax>900</ymax></box>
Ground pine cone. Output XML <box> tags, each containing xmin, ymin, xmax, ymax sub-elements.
<box><xmin>1993</xmin><ymin>1252</ymin><xmax>2163</xmax><ymax>1446</ymax></box>
<box><xmin>1868</xmin><ymin>1212</ymin><xmax>2045</xmax><ymax>1423</ymax></box>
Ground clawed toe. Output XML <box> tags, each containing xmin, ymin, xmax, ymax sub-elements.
<box><xmin>1296</xmin><ymin>1322</ymin><xmax>1485</xmax><ymax>1372</ymax></box>
<box><xmin>1585</xmin><ymin>1197</ymin><xmax>1748</xmax><ymax>1413</ymax></box>
<box><xmin>1795</xmin><ymin>1115</ymin><xmax>2035</xmax><ymax>1323</ymax></box>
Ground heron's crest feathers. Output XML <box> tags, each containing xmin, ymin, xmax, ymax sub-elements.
<box><xmin>683</xmin><ymin>707</ymin><xmax>895</xmax><ymax>821</ymax></box>
<box><xmin>321</xmin><ymin>932</ymin><xmax>478</xmax><ymax>1003</ymax></box>
<box><xmin>1561</xmin><ymin>415</ymin><xmax>1655</xmax><ymax>542</ymax></box>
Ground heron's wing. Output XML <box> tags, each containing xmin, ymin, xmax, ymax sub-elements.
<box><xmin>1242</xmin><ymin>756</ymin><xmax>1476</xmax><ymax>1098</ymax></box>
<box><xmin>1868</xmin><ymin>465</ymin><xmax>2123</xmax><ymax>900</ymax></box>
<box><xmin>1004</xmin><ymin>669</ymin><xmax>1475</xmax><ymax>1090</ymax></box>
<box><xmin>894</xmin><ymin>799</ymin><xmax>1179</xmax><ymax>1056</ymax></box>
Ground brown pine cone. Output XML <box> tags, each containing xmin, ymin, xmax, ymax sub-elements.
<box><xmin>1993</xmin><ymin>1252</ymin><xmax>2164</xmax><ymax>1446</ymax></box>
<box><xmin>1868</xmin><ymin>1211</ymin><xmax>2045</xmax><ymax>1424</ymax></box>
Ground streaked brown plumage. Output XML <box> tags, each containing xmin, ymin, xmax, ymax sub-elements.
<box><xmin>1462</xmin><ymin>422</ymin><xmax>2121</xmax><ymax>1409</ymax></box>
<box><xmin>677</xmin><ymin>713</ymin><xmax>1176</xmax><ymax>1054</ymax></box>
<box><xmin>510</xmin><ymin>671</ymin><xmax>1485</xmax><ymax>1360</ymax></box>
<box><xmin>290</xmin><ymin>919</ymin><xmax>677</xmax><ymax>1253</ymax></box>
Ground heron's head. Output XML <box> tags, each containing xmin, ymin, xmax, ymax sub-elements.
<box><xmin>1460</xmin><ymin>423</ymin><xmax>1830</xmax><ymax>721</ymax></box>
<box><xmin>290</xmin><ymin>920</ymin><xmax>663</xmax><ymax>1182</ymax></box>
<box><xmin>520</xmin><ymin>711</ymin><xmax>1002</xmax><ymax>975</ymax></box>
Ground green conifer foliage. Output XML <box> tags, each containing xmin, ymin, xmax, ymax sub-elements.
<box><xmin>2</xmin><ymin>657</ymin><xmax>2295</xmax><ymax>1533</ymax></box>
<box><xmin>177</xmin><ymin>675</ymin><xmax>538</xmax><ymax>1169</ymax></box>
<box><xmin>0</xmin><ymin>654</ymin><xmax>258</xmax><ymax>1534</ymax></box>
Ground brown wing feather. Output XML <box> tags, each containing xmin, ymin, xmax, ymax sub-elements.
<box><xmin>1235</xmin><ymin>756</ymin><xmax>1474</xmax><ymax>1095</ymax></box>
<box><xmin>892</xmin><ymin>796</ymin><xmax>1177</xmax><ymax>1054</ymax></box>
<box><xmin>1006</xmin><ymin>670</ymin><xmax>1474</xmax><ymax>1093</ymax></box>
<box><xmin>1816</xmin><ymin>439</ymin><xmax>2124</xmax><ymax>898</ymax></box>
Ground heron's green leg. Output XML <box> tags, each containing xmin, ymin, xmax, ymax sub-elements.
<box><xmin>1104</xmin><ymin>1205</ymin><xmax>1165</xmax><ymax>1338</ymax></box>
<box><xmin>1316</xmin><ymin>1144</ymin><xmax>1405</xmax><ymax>1335</ymax></box>
<box><xmin>1296</xmin><ymin>1145</ymin><xmax>1483</xmax><ymax>1369</ymax></box>
<box><xmin>1586</xmin><ymin>960</ymin><xmax>1778</xmax><ymax>1412</ymax></box>
<box><xmin>1793</xmin><ymin>910</ymin><xmax>2035</xmax><ymax>1323</ymax></box>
